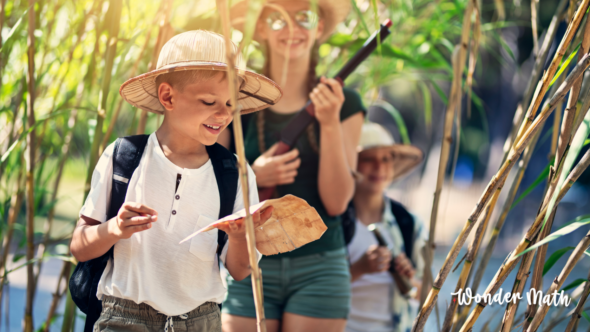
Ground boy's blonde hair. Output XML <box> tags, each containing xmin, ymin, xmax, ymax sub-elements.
<box><xmin>155</xmin><ymin>70</ymin><xmax>227</xmax><ymax>94</ymax></box>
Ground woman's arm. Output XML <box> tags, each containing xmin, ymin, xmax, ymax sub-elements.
<box><xmin>312</xmin><ymin>77</ymin><xmax>364</xmax><ymax>216</ymax></box>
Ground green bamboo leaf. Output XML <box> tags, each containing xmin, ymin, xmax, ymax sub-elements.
<box><xmin>430</xmin><ymin>79</ymin><xmax>449</xmax><ymax>105</ymax></box>
<box><xmin>350</xmin><ymin>0</ymin><xmax>370</xmax><ymax>34</ymax></box>
<box><xmin>585</xmin><ymin>138</ymin><xmax>589</xmax><ymax>146</ymax></box>
<box><xmin>510</xmin><ymin>164</ymin><xmax>550</xmax><ymax>210</ymax></box>
<box><xmin>490</xmin><ymin>31</ymin><xmax>515</xmax><ymax>62</ymax></box>
<box><xmin>550</xmin><ymin>43</ymin><xmax>581</xmax><ymax>86</ymax></box>
<box><xmin>419</xmin><ymin>82</ymin><xmax>432</xmax><ymax>130</ymax></box>
<box><xmin>372</xmin><ymin>100</ymin><xmax>411</xmax><ymax>144</ymax></box>
<box><xmin>0</xmin><ymin>7</ymin><xmax>30</xmax><ymax>55</ymax></box>
<box><xmin>562</xmin><ymin>278</ymin><xmax>587</xmax><ymax>292</ymax></box>
<box><xmin>543</xmin><ymin>246</ymin><xmax>576</xmax><ymax>276</ymax></box>
<box><xmin>517</xmin><ymin>217</ymin><xmax>590</xmax><ymax>257</ymax></box>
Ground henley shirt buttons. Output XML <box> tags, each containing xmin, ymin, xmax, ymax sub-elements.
<box><xmin>175</xmin><ymin>195</ymin><xmax>180</xmax><ymax>200</ymax></box>
<box><xmin>172</xmin><ymin>210</ymin><xmax>177</xmax><ymax>215</ymax></box>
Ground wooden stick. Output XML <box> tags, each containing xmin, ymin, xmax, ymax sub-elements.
<box><xmin>24</xmin><ymin>0</ymin><xmax>37</xmax><ymax>329</ymax></box>
<box><xmin>216</xmin><ymin>1</ymin><xmax>267</xmax><ymax>332</ymax></box>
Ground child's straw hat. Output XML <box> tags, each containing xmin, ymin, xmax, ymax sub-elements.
<box><xmin>229</xmin><ymin>0</ymin><xmax>351</xmax><ymax>42</ymax></box>
<box><xmin>358</xmin><ymin>122</ymin><xmax>424</xmax><ymax>182</ymax></box>
<box><xmin>119</xmin><ymin>30</ymin><xmax>282</xmax><ymax>114</ymax></box>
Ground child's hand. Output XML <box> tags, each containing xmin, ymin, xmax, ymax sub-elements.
<box><xmin>108</xmin><ymin>202</ymin><xmax>158</xmax><ymax>239</ymax></box>
<box><xmin>310</xmin><ymin>76</ymin><xmax>344</xmax><ymax>126</ymax></box>
<box><xmin>218</xmin><ymin>206</ymin><xmax>274</xmax><ymax>241</ymax></box>
<box><xmin>393</xmin><ymin>253</ymin><xmax>415</xmax><ymax>279</ymax></box>
<box><xmin>359</xmin><ymin>244</ymin><xmax>392</xmax><ymax>274</ymax></box>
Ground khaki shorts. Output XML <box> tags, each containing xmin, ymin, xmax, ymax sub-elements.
<box><xmin>94</xmin><ymin>296</ymin><xmax>221</xmax><ymax>332</ymax></box>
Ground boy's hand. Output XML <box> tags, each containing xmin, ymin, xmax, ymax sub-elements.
<box><xmin>108</xmin><ymin>202</ymin><xmax>158</xmax><ymax>240</ymax></box>
<box><xmin>393</xmin><ymin>253</ymin><xmax>415</xmax><ymax>279</ymax></box>
<box><xmin>252</xmin><ymin>143</ymin><xmax>300</xmax><ymax>187</ymax></box>
<box><xmin>218</xmin><ymin>206</ymin><xmax>274</xmax><ymax>241</ymax></box>
<box><xmin>358</xmin><ymin>244</ymin><xmax>391</xmax><ymax>274</ymax></box>
<box><xmin>310</xmin><ymin>76</ymin><xmax>344</xmax><ymax>126</ymax></box>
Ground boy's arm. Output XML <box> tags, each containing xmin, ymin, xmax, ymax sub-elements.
<box><xmin>70</xmin><ymin>202</ymin><xmax>157</xmax><ymax>262</ymax></box>
<box><xmin>221</xmin><ymin>207</ymin><xmax>272</xmax><ymax>281</ymax></box>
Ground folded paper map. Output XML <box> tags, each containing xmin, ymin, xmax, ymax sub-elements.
<box><xmin>179</xmin><ymin>195</ymin><xmax>327</xmax><ymax>255</ymax></box>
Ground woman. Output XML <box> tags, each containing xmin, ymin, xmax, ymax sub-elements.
<box><xmin>346</xmin><ymin>122</ymin><xmax>426</xmax><ymax>332</ymax></box>
<box><xmin>220</xmin><ymin>1</ymin><xmax>364</xmax><ymax>331</ymax></box>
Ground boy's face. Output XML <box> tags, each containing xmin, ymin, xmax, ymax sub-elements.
<box><xmin>356</xmin><ymin>148</ymin><xmax>396</xmax><ymax>194</ymax></box>
<box><xmin>158</xmin><ymin>72</ymin><xmax>233</xmax><ymax>146</ymax></box>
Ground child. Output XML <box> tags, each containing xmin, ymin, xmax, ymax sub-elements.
<box><xmin>345</xmin><ymin>122</ymin><xmax>426</xmax><ymax>332</ymax></box>
<box><xmin>70</xmin><ymin>30</ymin><xmax>282</xmax><ymax>332</ymax></box>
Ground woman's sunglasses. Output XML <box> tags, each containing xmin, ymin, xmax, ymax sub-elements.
<box><xmin>266</xmin><ymin>10</ymin><xmax>319</xmax><ymax>31</ymax></box>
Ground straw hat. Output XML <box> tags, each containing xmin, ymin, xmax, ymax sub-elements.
<box><xmin>229</xmin><ymin>0</ymin><xmax>351</xmax><ymax>42</ymax></box>
<box><xmin>119</xmin><ymin>30</ymin><xmax>282</xmax><ymax>114</ymax></box>
<box><xmin>358</xmin><ymin>122</ymin><xmax>424</xmax><ymax>182</ymax></box>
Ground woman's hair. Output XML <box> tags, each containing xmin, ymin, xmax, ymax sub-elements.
<box><xmin>258</xmin><ymin>42</ymin><xmax>321</xmax><ymax>153</ymax></box>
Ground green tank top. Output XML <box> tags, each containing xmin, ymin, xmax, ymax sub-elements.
<box><xmin>244</xmin><ymin>88</ymin><xmax>366</xmax><ymax>258</ymax></box>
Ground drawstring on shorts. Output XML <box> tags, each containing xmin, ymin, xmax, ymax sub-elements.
<box><xmin>163</xmin><ymin>313</ymin><xmax>188</xmax><ymax>332</ymax></box>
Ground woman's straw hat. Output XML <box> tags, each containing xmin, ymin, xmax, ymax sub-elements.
<box><xmin>119</xmin><ymin>30</ymin><xmax>282</xmax><ymax>114</ymax></box>
<box><xmin>229</xmin><ymin>0</ymin><xmax>351</xmax><ymax>42</ymax></box>
<box><xmin>358</xmin><ymin>122</ymin><xmax>424</xmax><ymax>182</ymax></box>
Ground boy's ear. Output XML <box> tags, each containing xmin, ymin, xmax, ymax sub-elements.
<box><xmin>158</xmin><ymin>82</ymin><xmax>174</xmax><ymax>111</ymax></box>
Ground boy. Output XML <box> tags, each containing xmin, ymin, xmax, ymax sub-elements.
<box><xmin>345</xmin><ymin>122</ymin><xmax>426</xmax><ymax>332</ymax></box>
<box><xmin>70</xmin><ymin>30</ymin><xmax>282</xmax><ymax>332</ymax></box>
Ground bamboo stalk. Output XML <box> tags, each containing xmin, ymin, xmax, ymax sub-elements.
<box><xmin>458</xmin><ymin>137</ymin><xmax>590</xmax><ymax>332</ymax></box>
<box><xmin>24</xmin><ymin>0</ymin><xmax>37</xmax><ymax>329</ymax></box>
<box><xmin>422</xmin><ymin>0</ymin><xmax>474</xmax><ymax>302</ymax></box>
<box><xmin>413</xmin><ymin>52</ymin><xmax>590</xmax><ymax>332</ymax></box>
<box><xmin>101</xmin><ymin>25</ymin><xmax>154</xmax><ymax>151</ymax></box>
<box><xmin>531</xmin><ymin>0</ymin><xmax>539</xmax><ymax>55</ymax></box>
<box><xmin>525</xmin><ymin>17</ymin><xmax>590</xmax><ymax>326</ymax></box>
<box><xmin>216</xmin><ymin>1</ymin><xmax>267</xmax><ymax>331</ymax></box>
<box><xmin>564</xmin><ymin>269</ymin><xmax>590</xmax><ymax>332</ymax></box>
<box><xmin>0</xmin><ymin>0</ymin><xmax>6</xmax><ymax>90</ymax></box>
<box><xmin>0</xmin><ymin>168</ymin><xmax>25</xmax><ymax>301</ymax></box>
<box><xmin>42</xmin><ymin>259</ymin><xmax>70</xmax><ymax>332</ymax></box>
<box><xmin>442</xmin><ymin>185</ymin><xmax>501</xmax><ymax>332</ymax></box>
<box><xmin>136</xmin><ymin>0</ymin><xmax>174</xmax><ymax>135</ymax></box>
<box><xmin>514</xmin><ymin>0</ymin><xmax>590</xmax><ymax>145</ymax></box>
<box><xmin>62</xmin><ymin>2</ymin><xmax>123</xmax><ymax>331</ymax></box>
<box><xmin>526</xmin><ymin>229</ymin><xmax>590</xmax><ymax>331</ymax></box>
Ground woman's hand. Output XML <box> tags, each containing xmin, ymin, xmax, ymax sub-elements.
<box><xmin>218</xmin><ymin>207</ymin><xmax>274</xmax><ymax>241</ymax></box>
<box><xmin>252</xmin><ymin>143</ymin><xmax>301</xmax><ymax>187</ymax></box>
<box><xmin>310</xmin><ymin>76</ymin><xmax>345</xmax><ymax>126</ymax></box>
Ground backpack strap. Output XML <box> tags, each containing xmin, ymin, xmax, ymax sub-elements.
<box><xmin>107</xmin><ymin>135</ymin><xmax>150</xmax><ymax>220</ymax></box>
<box><xmin>205</xmin><ymin>143</ymin><xmax>239</xmax><ymax>255</ymax></box>
<box><xmin>389</xmin><ymin>198</ymin><xmax>415</xmax><ymax>263</ymax></box>
<box><xmin>81</xmin><ymin>135</ymin><xmax>149</xmax><ymax>332</ymax></box>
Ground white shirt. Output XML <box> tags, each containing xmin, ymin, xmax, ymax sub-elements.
<box><xmin>80</xmin><ymin>133</ymin><xmax>260</xmax><ymax>316</ymax></box>
<box><xmin>346</xmin><ymin>198</ymin><xmax>426</xmax><ymax>332</ymax></box>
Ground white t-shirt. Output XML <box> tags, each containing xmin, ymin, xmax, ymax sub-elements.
<box><xmin>346</xmin><ymin>198</ymin><xmax>426</xmax><ymax>332</ymax></box>
<box><xmin>80</xmin><ymin>133</ymin><xmax>260</xmax><ymax>316</ymax></box>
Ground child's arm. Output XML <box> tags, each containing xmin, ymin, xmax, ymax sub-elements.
<box><xmin>218</xmin><ymin>207</ymin><xmax>273</xmax><ymax>281</ymax></box>
<box><xmin>349</xmin><ymin>245</ymin><xmax>391</xmax><ymax>282</ymax></box>
<box><xmin>70</xmin><ymin>202</ymin><xmax>158</xmax><ymax>262</ymax></box>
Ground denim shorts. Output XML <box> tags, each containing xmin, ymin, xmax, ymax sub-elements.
<box><xmin>222</xmin><ymin>247</ymin><xmax>351</xmax><ymax>319</ymax></box>
<box><xmin>94</xmin><ymin>296</ymin><xmax>221</xmax><ymax>332</ymax></box>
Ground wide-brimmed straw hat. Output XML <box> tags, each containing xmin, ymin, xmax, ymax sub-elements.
<box><xmin>229</xmin><ymin>0</ymin><xmax>351</xmax><ymax>42</ymax></box>
<box><xmin>358</xmin><ymin>122</ymin><xmax>424</xmax><ymax>182</ymax></box>
<box><xmin>119</xmin><ymin>30</ymin><xmax>282</xmax><ymax>114</ymax></box>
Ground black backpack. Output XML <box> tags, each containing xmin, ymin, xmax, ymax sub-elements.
<box><xmin>342</xmin><ymin>198</ymin><xmax>415</xmax><ymax>262</ymax></box>
<box><xmin>69</xmin><ymin>135</ymin><xmax>239</xmax><ymax>332</ymax></box>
